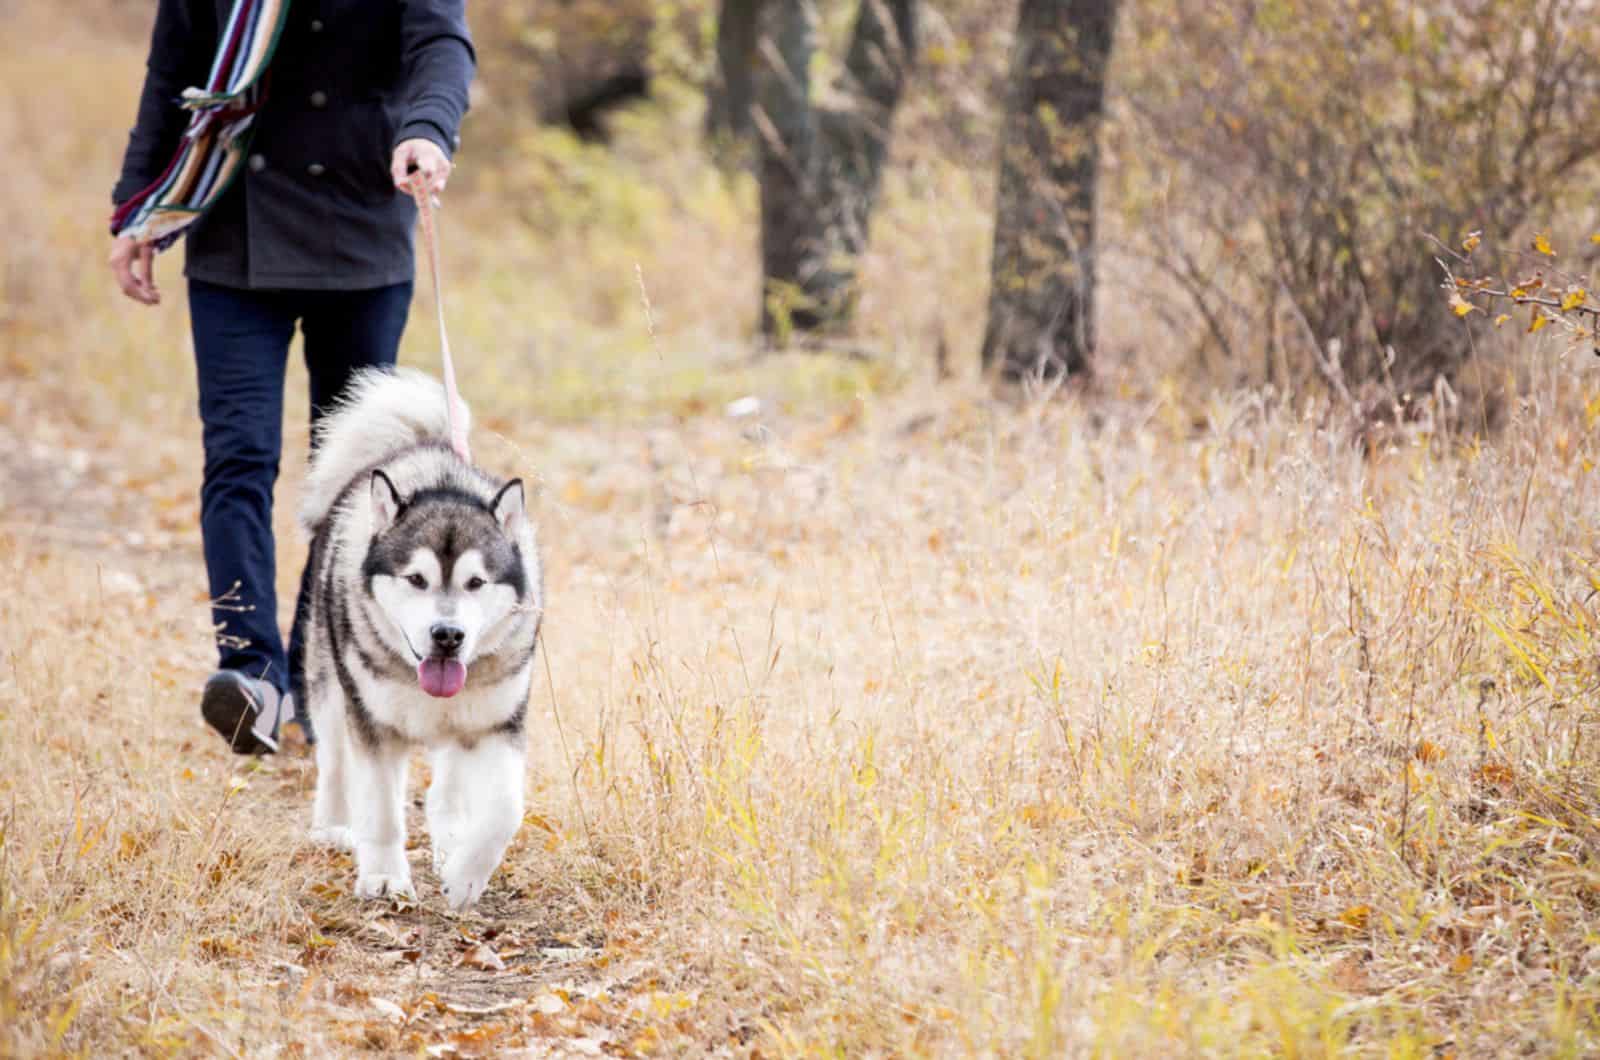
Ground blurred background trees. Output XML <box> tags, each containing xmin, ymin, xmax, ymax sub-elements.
<box><xmin>982</xmin><ymin>0</ymin><xmax>1117</xmax><ymax>382</ymax></box>
<box><xmin>1119</xmin><ymin>0</ymin><xmax>1600</xmax><ymax>407</ymax></box>
<box><xmin>435</xmin><ymin>0</ymin><xmax>1600</xmax><ymax>407</ymax></box>
<box><xmin>712</xmin><ymin>0</ymin><xmax>919</xmax><ymax>343</ymax></box>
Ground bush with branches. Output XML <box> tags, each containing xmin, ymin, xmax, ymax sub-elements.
<box><xmin>1118</xmin><ymin>0</ymin><xmax>1600</xmax><ymax>401</ymax></box>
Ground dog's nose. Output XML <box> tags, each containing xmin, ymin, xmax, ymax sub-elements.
<box><xmin>430</xmin><ymin>622</ymin><xmax>465</xmax><ymax>654</ymax></box>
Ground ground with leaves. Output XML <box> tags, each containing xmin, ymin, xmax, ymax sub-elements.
<box><xmin>6</xmin><ymin>3</ymin><xmax>1600</xmax><ymax>1056</ymax></box>
<box><xmin>8</xmin><ymin>357</ymin><xmax>1600</xmax><ymax>1055</ymax></box>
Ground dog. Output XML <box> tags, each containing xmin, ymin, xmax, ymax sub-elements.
<box><xmin>297</xmin><ymin>368</ymin><xmax>542</xmax><ymax>910</ymax></box>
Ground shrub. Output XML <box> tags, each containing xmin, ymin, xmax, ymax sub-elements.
<box><xmin>1117</xmin><ymin>0</ymin><xmax>1600</xmax><ymax>401</ymax></box>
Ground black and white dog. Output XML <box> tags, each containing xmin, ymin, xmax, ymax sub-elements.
<box><xmin>298</xmin><ymin>369</ymin><xmax>542</xmax><ymax>910</ymax></box>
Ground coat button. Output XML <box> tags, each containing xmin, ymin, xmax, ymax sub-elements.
<box><xmin>248</xmin><ymin>154</ymin><xmax>266</xmax><ymax>173</ymax></box>
<box><xmin>309</xmin><ymin>18</ymin><xmax>323</xmax><ymax>31</ymax></box>
<box><xmin>307</xmin><ymin>163</ymin><xmax>326</xmax><ymax>177</ymax></box>
<box><xmin>310</xmin><ymin>90</ymin><xmax>327</xmax><ymax>108</ymax></box>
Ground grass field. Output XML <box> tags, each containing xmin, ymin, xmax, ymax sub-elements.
<box><xmin>5</xmin><ymin>3</ymin><xmax>1600</xmax><ymax>1056</ymax></box>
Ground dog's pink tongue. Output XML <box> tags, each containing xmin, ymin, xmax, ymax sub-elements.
<box><xmin>417</xmin><ymin>658</ymin><xmax>467</xmax><ymax>698</ymax></box>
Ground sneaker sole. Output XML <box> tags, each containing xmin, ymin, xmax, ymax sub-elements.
<box><xmin>201</xmin><ymin>676</ymin><xmax>278</xmax><ymax>755</ymax></box>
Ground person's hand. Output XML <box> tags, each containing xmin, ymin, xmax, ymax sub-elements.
<box><xmin>391</xmin><ymin>138</ymin><xmax>452</xmax><ymax>198</ymax></box>
<box><xmin>109</xmin><ymin>234</ymin><xmax>160</xmax><ymax>306</ymax></box>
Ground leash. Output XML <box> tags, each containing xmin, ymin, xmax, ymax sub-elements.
<box><xmin>408</xmin><ymin>177</ymin><xmax>471</xmax><ymax>462</ymax></box>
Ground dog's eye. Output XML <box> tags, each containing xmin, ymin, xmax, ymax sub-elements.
<box><xmin>406</xmin><ymin>573</ymin><xmax>428</xmax><ymax>590</ymax></box>
<box><xmin>464</xmin><ymin>576</ymin><xmax>486</xmax><ymax>592</ymax></box>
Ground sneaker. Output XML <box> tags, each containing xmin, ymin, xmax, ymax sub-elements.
<box><xmin>200</xmin><ymin>670</ymin><xmax>287</xmax><ymax>755</ymax></box>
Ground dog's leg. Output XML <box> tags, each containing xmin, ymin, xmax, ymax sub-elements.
<box><xmin>308</xmin><ymin>678</ymin><xmax>353</xmax><ymax>851</ymax></box>
<box><xmin>348</xmin><ymin>739</ymin><xmax>414</xmax><ymax>900</ymax></box>
<box><xmin>436</xmin><ymin>737</ymin><xmax>524</xmax><ymax>912</ymax></box>
<box><xmin>425</xmin><ymin>745</ymin><xmax>464</xmax><ymax>876</ymax></box>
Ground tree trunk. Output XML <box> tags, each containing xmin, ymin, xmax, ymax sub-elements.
<box><xmin>741</xmin><ymin>0</ymin><xmax>917</xmax><ymax>342</ymax></box>
<box><xmin>752</xmin><ymin>0</ymin><xmax>820</xmax><ymax>339</ymax></box>
<box><xmin>981</xmin><ymin>0</ymin><xmax>1118</xmax><ymax>382</ymax></box>
<box><xmin>706</xmin><ymin>0</ymin><xmax>761</xmax><ymax>145</ymax></box>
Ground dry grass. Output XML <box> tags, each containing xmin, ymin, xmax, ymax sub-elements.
<box><xmin>5</xmin><ymin>2</ymin><xmax>1600</xmax><ymax>1056</ymax></box>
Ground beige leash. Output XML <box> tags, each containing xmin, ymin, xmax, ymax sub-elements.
<box><xmin>409</xmin><ymin>178</ymin><xmax>471</xmax><ymax>462</ymax></box>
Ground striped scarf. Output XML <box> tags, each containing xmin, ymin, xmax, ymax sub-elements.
<box><xmin>110</xmin><ymin>0</ymin><xmax>291</xmax><ymax>250</ymax></box>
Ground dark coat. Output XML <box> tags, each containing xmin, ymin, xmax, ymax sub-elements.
<box><xmin>113</xmin><ymin>0</ymin><xmax>475</xmax><ymax>290</ymax></box>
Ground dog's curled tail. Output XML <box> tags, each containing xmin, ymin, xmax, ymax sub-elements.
<box><xmin>298</xmin><ymin>368</ymin><xmax>471</xmax><ymax>532</ymax></box>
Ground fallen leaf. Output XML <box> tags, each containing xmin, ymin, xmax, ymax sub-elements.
<box><xmin>118</xmin><ymin>831</ymin><xmax>150</xmax><ymax>861</ymax></box>
<box><xmin>451</xmin><ymin>1023</ymin><xmax>510</xmax><ymax>1048</ymax></box>
<box><xmin>370</xmin><ymin>997</ymin><xmax>406</xmax><ymax>1023</ymax></box>
<box><xmin>457</xmin><ymin>942</ymin><xmax>506</xmax><ymax>972</ymax></box>
<box><xmin>198</xmin><ymin>935</ymin><xmax>245</xmax><ymax>960</ymax></box>
<box><xmin>364</xmin><ymin>918</ymin><xmax>414</xmax><ymax>947</ymax></box>
<box><xmin>445</xmin><ymin>999</ymin><xmax>520</xmax><ymax>1017</ymax></box>
<box><xmin>1475</xmin><ymin>762</ymin><xmax>1515</xmax><ymax>788</ymax></box>
<box><xmin>1339</xmin><ymin>905</ymin><xmax>1371</xmax><ymax>929</ymax></box>
<box><xmin>1414</xmin><ymin>740</ymin><xmax>1446</xmax><ymax>764</ymax></box>
<box><xmin>524</xmin><ymin>813</ymin><xmax>559</xmax><ymax>835</ymax></box>
<box><xmin>377</xmin><ymin>948</ymin><xmax>423</xmax><ymax>966</ymax></box>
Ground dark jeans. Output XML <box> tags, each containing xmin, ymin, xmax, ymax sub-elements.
<box><xmin>188</xmin><ymin>278</ymin><xmax>411</xmax><ymax>722</ymax></box>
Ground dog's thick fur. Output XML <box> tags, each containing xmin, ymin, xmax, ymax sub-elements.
<box><xmin>299</xmin><ymin>369</ymin><xmax>542</xmax><ymax>910</ymax></box>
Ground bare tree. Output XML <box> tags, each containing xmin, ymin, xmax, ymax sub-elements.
<box><xmin>982</xmin><ymin>0</ymin><xmax>1119</xmax><ymax>382</ymax></box>
<box><xmin>715</xmin><ymin>0</ymin><xmax>918</xmax><ymax>342</ymax></box>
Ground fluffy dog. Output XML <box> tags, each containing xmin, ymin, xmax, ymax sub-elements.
<box><xmin>298</xmin><ymin>369</ymin><xmax>541</xmax><ymax>910</ymax></box>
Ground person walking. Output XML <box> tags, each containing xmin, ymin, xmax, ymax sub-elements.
<box><xmin>109</xmin><ymin>0</ymin><xmax>474</xmax><ymax>754</ymax></box>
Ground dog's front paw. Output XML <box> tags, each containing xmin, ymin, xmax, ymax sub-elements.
<box><xmin>439</xmin><ymin>850</ymin><xmax>496</xmax><ymax>912</ymax></box>
<box><xmin>356</xmin><ymin>870</ymin><xmax>416</xmax><ymax>901</ymax></box>
<box><xmin>309</xmin><ymin>825</ymin><xmax>354</xmax><ymax>851</ymax></box>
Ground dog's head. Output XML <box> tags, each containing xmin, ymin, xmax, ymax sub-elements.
<box><xmin>363</xmin><ymin>470</ymin><xmax>529</xmax><ymax>698</ymax></box>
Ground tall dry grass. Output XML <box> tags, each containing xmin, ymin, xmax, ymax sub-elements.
<box><xmin>4</xmin><ymin>1</ymin><xmax>1600</xmax><ymax>1055</ymax></box>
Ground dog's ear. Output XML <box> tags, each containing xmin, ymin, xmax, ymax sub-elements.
<box><xmin>492</xmin><ymin>479</ymin><xmax>525</xmax><ymax>534</ymax></box>
<box><xmin>371</xmin><ymin>470</ymin><xmax>402</xmax><ymax>532</ymax></box>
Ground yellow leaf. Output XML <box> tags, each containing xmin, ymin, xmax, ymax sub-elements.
<box><xmin>1494</xmin><ymin>313</ymin><xmax>1511</xmax><ymax>327</ymax></box>
<box><xmin>1591</xmin><ymin>233</ymin><xmax>1600</xmax><ymax>245</ymax></box>
<box><xmin>1450</xmin><ymin>294</ymin><xmax>1477</xmax><ymax>317</ymax></box>
<box><xmin>1461</xmin><ymin>231</ymin><xmax>1481</xmax><ymax>253</ymax></box>
<box><xmin>1530</xmin><ymin>313</ymin><xmax>1551</xmax><ymax>334</ymax></box>
<box><xmin>1452</xmin><ymin>952</ymin><xmax>1474</xmax><ymax>974</ymax></box>
<box><xmin>1534</xmin><ymin>232</ymin><xmax>1556</xmax><ymax>256</ymax></box>
<box><xmin>1561</xmin><ymin>288</ymin><xmax>1587</xmax><ymax>312</ymax></box>
<box><xmin>1339</xmin><ymin>905</ymin><xmax>1371</xmax><ymax>929</ymax></box>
